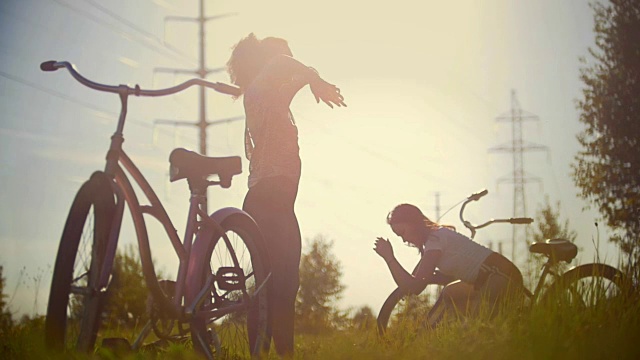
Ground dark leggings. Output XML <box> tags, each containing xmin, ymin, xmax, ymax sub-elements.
<box><xmin>243</xmin><ymin>176</ymin><xmax>301</xmax><ymax>356</ymax></box>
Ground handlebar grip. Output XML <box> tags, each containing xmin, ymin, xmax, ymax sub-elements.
<box><xmin>468</xmin><ymin>189</ymin><xmax>489</xmax><ymax>201</ymax></box>
<box><xmin>213</xmin><ymin>82</ymin><xmax>241</xmax><ymax>97</ymax></box>
<box><xmin>40</xmin><ymin>61</ymin><xmax>59</xmax><ymax>72</ymax></box>
<box><xmin>510</xmin><ymin>217</ymin><xmax>533</xmax><ymax>224</ymax></box>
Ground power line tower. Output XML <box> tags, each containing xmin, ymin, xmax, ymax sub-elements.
<box><xmin>153</xmin><ymin>1</ymin><xmax>243</xmax><ymax>212</ymax></box>
<box><xmin>154</xmin><ymin>0</ymin><xmax>241</xmax><ymax>156</ymax></box>
<box><xmin>489</xmin><ymin>89</ymin><xmax>547</xmax><ymax>263</ymax></box>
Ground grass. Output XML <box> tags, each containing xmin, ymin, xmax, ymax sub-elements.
<box><xmin>2</xmin><ymin>292</ymin><xmax>639</xmax><ymax>360</ymax></box>
<box><xmin>294</xmin><ymin>296</ymin><xmax>640</xmax><ymax>360</ymax></box>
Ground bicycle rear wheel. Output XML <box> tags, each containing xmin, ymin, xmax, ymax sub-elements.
<box><xmin>542</xmin><ymin>263</ymin><xmax>627</xmax><ymax>309</ymax></box>
<box><xmin>45</xmin><ymin>173</ymin><xmax>116</xmax><ymax>353</ymax></box>
<box><xmin>189</xmin><ymin>213</ymin><xmax>269</xmax><ymax>359</ymax></box>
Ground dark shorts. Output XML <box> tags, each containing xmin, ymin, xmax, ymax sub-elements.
<box><xmin>474</xmin><ymin>252</ymin><xmax>523</xmax><ymax>291</ymax></box>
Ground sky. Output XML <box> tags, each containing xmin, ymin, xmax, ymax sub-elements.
<box><xmin>0</xmin><ymin>0</ymin><xmax>622</xmax><ymax>319</ymax></box>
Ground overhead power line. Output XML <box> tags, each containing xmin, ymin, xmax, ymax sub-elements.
<box><xmin>48</xmin><ymin>0</ymin><xmax>197</xmax><ymax>66</ymax></box>
<box><xmin>0</xmin><ymin>70</ymin><xmax>196</xmax><ymax>142</ymax></box>
<box><xmin>82</xmin><ymin>0</ymin><xmax>193</xmax><ymax>63</ymax></box>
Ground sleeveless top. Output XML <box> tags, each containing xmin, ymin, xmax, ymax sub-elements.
<box><xmin>242</xmin><ymin>70</ymin><xmax>302</xmax><ymax>188</ymax></box>
<box><xmin>422</xmin><ymin>227</ymin><xmax>493</xmax><ymax>283</ymax></box>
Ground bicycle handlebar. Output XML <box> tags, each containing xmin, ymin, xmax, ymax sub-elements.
<box><xmin>40</xmin><ymin>60</ymin><xmax>241</xmax><ymax>97</ymax></box>
<box><xmin>509</xmin><ymin>217</ymin><xmax>534</xmax><ymax>225</ymax></box>
<box><xmin>459</xmin><ymin>189</ymin><xmax>533</xmax><ymax>239</ymax></box>
<box><xmin>467</xmin><ymin>189</ymin><xmax>488</xmax><ymax>201</ymax></box>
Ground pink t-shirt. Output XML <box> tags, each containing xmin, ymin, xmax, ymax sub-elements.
<box><xmin>243</xmin><ymin>62</ymin><xmax>303</xmax><ymax>188</ymax></box>
<box><xmin>423</xmin><ymin>227</ymin><xmax>493</xmax><ymax>283</ymax></box>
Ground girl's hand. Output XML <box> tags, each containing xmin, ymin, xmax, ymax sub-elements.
<box><xmin>374</xmin><ymin>237</ymin><xmax>393</xmax><ymax>261</ymax></box>
<box><xmin>310</xmin><ymin>78</ymin><xmax>347</xmax><ymax>108</ymax></box>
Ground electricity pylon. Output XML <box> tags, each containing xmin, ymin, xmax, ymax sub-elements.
<box><xmin>154</xmin><ymin>0</ymin><xmax>241</xmax><ymax>156</ymax></box>
<box><xmin>489</xmin><ymin>89</ymin><xmax>547</xmax><ymax>263</ymax></box>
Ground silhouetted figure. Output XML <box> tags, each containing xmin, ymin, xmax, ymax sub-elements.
<box><xmin>227</xmin><ymin>33</ymin><xmax>346</xmax><ymax>357</ymax></box>
<box><xmin>374</xmin><ymin>204</ymin><xmax>523</xmax><ymax>327</ymax></box>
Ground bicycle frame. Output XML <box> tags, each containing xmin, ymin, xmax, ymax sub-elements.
<box><xmin>527</xmin><ymin>259</ymin><xmax>560</xmax><ymax>301</ymax></box>
<box><xmin>110</xmin><ymin>149</ymin><xmax>192</xmax><ymax>319</ymax></box>
<box><xmin>110</xmin><ymin>149</ymin><xmax>247</xmax><ymax>321</ymax></box>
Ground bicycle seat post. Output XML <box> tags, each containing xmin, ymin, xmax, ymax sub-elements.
<box><xmin>187</xmin><ymin>177</ymin><xmax>209</xmax><ymax>227</ymax></box>
<box><xmin>531</xmin><ymin>259</ymin><xmax>555</xmax><ymax>300</ymax></box>
<box><xmin>173</xmin><ymin>178</ymin><xmax>208</xmax><ymax>304</ymax></box>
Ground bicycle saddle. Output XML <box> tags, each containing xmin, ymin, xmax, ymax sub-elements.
<box><xmin>169</xmin><ymin>148</ymin><xmax>241</xmax><ymax>183</ymax></box>
<box><xmin>529</xmin><ymin>238</ymin><xmax>578</xmax><ymax>262</ymax></box>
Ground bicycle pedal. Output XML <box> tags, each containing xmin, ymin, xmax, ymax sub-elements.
<box><xmin>216</xmin><ymin>267</ymin><xmax>245</xmax><ymax>291</ymax></box>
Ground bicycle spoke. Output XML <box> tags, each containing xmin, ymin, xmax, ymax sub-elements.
<box><xmin>71</xmin><ymin>271</ymin><xmax>90</xmax><ymax>285</ymax></box>
<box><xmin>550</xmin><ymin>266</ymin><xmax>624</xmax><ymax>310</ymax></box>
<box><xmin>46</xmin><ymin>197</ymin><xmax>110</xmax><ymax>353</ymax></box>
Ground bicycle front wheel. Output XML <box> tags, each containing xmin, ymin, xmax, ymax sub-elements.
<box><xmin>542</xmin><ymin>263</ymin><xmax>627</xmax><ymax>309</ymax></box>
<box><xmin>377</xmin><ymin>288</ymin><xmax>404</xmax><ymax>336</ymax></box>
<box><xmin>45</xmin><ymin>173</ymin><xmax>116</xmax><ymax>353</ymax></box>
<box><xmin>377</xmin><ymin>286</ymin><xmax>434</xmax><ymax>337</ymax></box>
<box><xmin>189</xmin><ymin>213</ymin><xmax>269</xmax><ymax>359</ymax></box>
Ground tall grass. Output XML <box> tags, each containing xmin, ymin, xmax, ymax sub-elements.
<box><xmin>2</xmin><ymin>290</ymin><xmax>639</xmax><ymax>359</ymax></box>
<box><xmin>293</xmin><ymin>292</ymin><xmax>640</xmax><ymax>360</ymax></box>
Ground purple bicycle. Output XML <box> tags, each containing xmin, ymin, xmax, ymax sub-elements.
<box><xmin>41</xmin><ymin>60</ymin><xmax>269</xmax><ymax>359</ymax></box>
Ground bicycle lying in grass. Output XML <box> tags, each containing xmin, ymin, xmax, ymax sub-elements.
<box><xmin>377</xmin><ymin>189</ymin><xmax>629</xmax><ymax>335</ymax></box>
<box><xmin>41</xmin><ymin>60</ymin><xmax>269</xmax><ymax>359</ymax></box>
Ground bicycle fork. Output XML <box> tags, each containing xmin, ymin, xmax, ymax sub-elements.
<box><xmin>97</xmin><ymin>180</ymin><xmax>125</xmax><ymax>294</ymax></box>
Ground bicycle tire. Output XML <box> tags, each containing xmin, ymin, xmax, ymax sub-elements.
<box><xmin>45</xmin><ymin>173</ymin><xmax>116</xmax><ymax>353</ymax></box>
<box><xmin>376</xmin><ymin>287</ymin><xmax>405</xmax><ymax>336</ymax></box>
<box><xmin>541</xmin><ymin>263</ymin><xmax>627</xmax><ymax>308</ymax></box>
<box><xmin>376</xmin><ymin>286</ymin><xmax>435</xmax><ymax>337</ymax></box>
<box><xmin>187</xmin><ymin>213</ymin><xmax>269</xmax><ymax>359</ymax></box>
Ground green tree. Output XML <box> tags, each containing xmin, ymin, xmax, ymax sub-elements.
<box><xmin>0</xmin><ymin>265</ymin><xmax>14</xmax><ymax>334</ymax></box>
<box><xmin>531</xmin><ymin>197</ymin><xmax>578</xmax><ymax>245</ymax></box>
<box><xmin>295</xmin><ymin>235</ymin><xmax>345</xmax><ymax>334</ymax></box>
<box><xmin>525</xmin><ymin>198</ymin><xmax>579</xmax><ymax>279</ymax></box>
<box><xmin>351</xmin><ymin>305</ymin><xmax>375</xmax><ymax>330</ymax></box>
<box><xmin>103</xmin><ymin>244</ymin><xmax>149</xmax><ymax>329</ymax></box>
<box><xmin>573</xmin><ymin>0</ymin><xmax>640</xmax><ymax>266</ymax></box>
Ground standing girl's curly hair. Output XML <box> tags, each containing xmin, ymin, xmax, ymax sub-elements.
<box><xmin>226</xmin><ymin>33</ymin><xmax>291</xmax><ymax>94</ymax></box>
